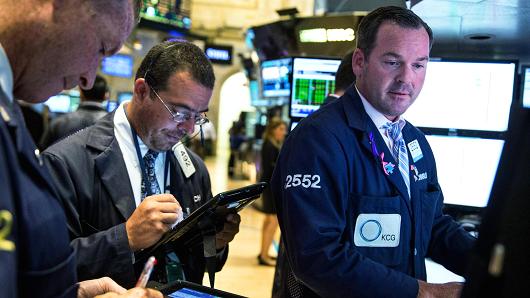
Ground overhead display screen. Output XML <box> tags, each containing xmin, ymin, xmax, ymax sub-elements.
<box><xmin>140</xmin><ymin>0</ymin><xmax>191</xmax><ymax>30</ymax></box>
<box><xmin>405</xmin><ymin>60</ymin><xmax>517</xmax><ymax>132</ymax></box>
<box><xmin>260</xmin><ymin>57</ymin><xmax>292</xmax><ymax>98</ymax></box>
<box><xmin>290</xmin><ymin>57</ymin><xmax>341</xmax><ymax>118</ymax></box>
<box><xmin>101</xmin><ymin>55</ymin><xmax>134</xmax><ymax>78</ymax></box>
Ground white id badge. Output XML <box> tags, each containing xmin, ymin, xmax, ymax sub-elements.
<box><xmin>354</xmin><ymin>214</ymin><xmax>401</xmax><ymax>247</ymax></box>
<box><xmin>407</xmin><ymin>140</ymin><xmax>423</xmax><ymax>163</ymax></box>
<box><xmin>172</xmin><ymin>142</ymin><xmax>196</xmax><ymax>178</ymax></box>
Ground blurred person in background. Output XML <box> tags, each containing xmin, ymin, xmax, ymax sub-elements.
<box><xmin>322</xmin><ymin>50</ymin><xmax>356</xmax><ymax>106</ymax></box>
<box><xmin>200</xmin><ymin>121</ymin><xmax>216</xmax><ymax>157</ymax></box>
<box><xmin>258</xmin><ymin>117</ymin><xmax>287</xmax><ymax>266</ymax></box>
<box><xmin>228</xmin><ymin>112</ymin><xmax>247</xmax><ymax>178</ymax></box>
<box><xmin>40</xmin><ymin>75</ymin><xmax>109</xmax><ymax>148</ymax></box>
<box><xmin>190</xmin><ymin>121</ymin><xmax>216</xmax><ymax>159</ymax></box>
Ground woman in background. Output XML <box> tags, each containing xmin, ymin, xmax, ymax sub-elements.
<box><xmin>258</xmin><ymin>118</ymin><xmax>287</xmax><ymax>266</ymax></box>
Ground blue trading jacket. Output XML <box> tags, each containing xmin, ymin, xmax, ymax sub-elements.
<box><xmin>271</xmin><ymin>86</ymin><xmax>475</xmax><ymax>297</ymax></box>
<box><xmin>0</xmin><ymin>91</ymin><xmax>77</xmax><ymax>298</ymax></box>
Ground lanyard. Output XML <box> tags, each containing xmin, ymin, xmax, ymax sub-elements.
<box><xmin>130</xmin><ymin>126</ymin><xmax>170</xmax><ymax>195</ymax></box>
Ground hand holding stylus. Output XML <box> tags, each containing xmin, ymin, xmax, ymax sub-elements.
<box><xmin>136</xmin><ymin>256</ymin><xmax>157</xmax><ymax>288</ymax></box>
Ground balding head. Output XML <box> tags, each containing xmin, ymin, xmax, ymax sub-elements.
<box><xmin>0</xmin><ymin>0</ymin><xmax>139</xmax><ymax>102</ymax></box>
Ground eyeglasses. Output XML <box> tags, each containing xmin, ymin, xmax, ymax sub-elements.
<box><xmin>149</xmin><ymin>86</ymin><xmax>209</xmax><ymax>126</ymax></box>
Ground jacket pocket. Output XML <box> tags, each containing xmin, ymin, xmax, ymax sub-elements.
<box><xmin>351</xmin><ymin>193</ymin><xmax>404</xmax><ymax>266</ymax></box>
<box><xmin>419</xmin><ymin>189</ymin><xmax>441</xmax><ymax>252</ymax></box>
<box><xmin>20</xmin><ymin>249</ymin><xmax>78</xmax><ymax>298</ymax></box>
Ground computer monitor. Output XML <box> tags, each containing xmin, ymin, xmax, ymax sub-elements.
<box><xmin>426</xmin><ymin>135</ymin><xmax>504</xmax><ymax>209</ymax></box>
<box><xmin>248</xmin><ymin>22</ymin><xmax>298</xmax><ymax>61</ymax></box>
<box><xmin>260</xmin><ymin>57</ymin><xmax>292</xmax><ymax>98</ymax></box>
<box><xmin>106</xmin><ymin>100</ymin><xmax>119</xmax><ymax>112</ymax></box>
<box><xmin>117</xmin><ymin>92</ymin><xmax>133</xmax><ymax>104</ymax></box>
<box><xmin>44</xmin><ymin>94</ymin><xmax>75</xmax><ymax>113</ymax></box>
<box><xmin>289</xmin><ymin>57</ymin><xmax>341</xmax><ymax>118</ymax></box>
<box><xmin>521</xmin><ymin>65</ymin><xmax>530</xmax><ymax>108</ymax></box>
<box><xmin>404</xmin><ymin>59</ymin><xmax>517</xmax><ymax>132</ymax></box>
<box><xmin>205</xmin><ymin>44</ymin><xmax>233</xmax><ymax>65</ymax></box>
<box><xmin>249</xmin><ymin>80</ymin><xmax>265</xmax><ymax>106</ymax></box>
<box><xmin>139</xmin><ymin>0</ymin><xmax>191</xmax><ymax>30</ymax></box>
<box><xmin>101</xmin><ymin>54</ymin><xmax>134</xmax><ymax>78</ymax></box>
<box><xmin>461</xmin><ymin>107</ymin><xmax>530</xmax><ymax>297</ymax></box>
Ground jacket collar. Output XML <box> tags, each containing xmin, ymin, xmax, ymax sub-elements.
<box><xmin>0</xmin><ymin>95</ymin><xmax>59</xmax><ymax>196</ymax></box>
<box><xmin>86</xmin><ymin>112</ymin><xmax>116</xmax><ymax>151</ymax></box>
<box><xmin>343</xmin><ymin>86</ymin><xmax>371</xmax><ymax>132</ymax></box>
<box><xmin>87</xmin><ymin>111</ymin><xmax>136</xmax><ymax>219</ymax></box>
<box><xmin>342</xmin><ymin>86</ymin><xmax>413</xmax><ymax>212</ymax></box>
<box><xmin>77</xmin><ymin>101</ymin><xmax>106</xmax><ymax>111</ymax></box>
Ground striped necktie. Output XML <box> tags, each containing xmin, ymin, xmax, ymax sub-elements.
<box><xmin>141</xmin><ymin>149</ymin><xmax>161</xmax><ymax>199</ymax></box>
<box><xmin>383</xmin><ymin>121</ymin><xmax>410</xmax><ymax>197</ymax></box>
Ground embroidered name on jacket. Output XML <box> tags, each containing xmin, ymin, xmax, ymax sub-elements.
<box><xmin>410</xmin><ymin>165</ymin><xmax>427</xmax><ymax>182</ymax></box>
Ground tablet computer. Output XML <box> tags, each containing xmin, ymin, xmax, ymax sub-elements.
<box><xmin>156</xmin><ymin>280</ymin><xmax>246</xmax><ymax>298</ymax></box>
<box><xmin>135</xmin><ymin>182</ymin><xmax>267</xmax><ymax>261</ymax></box>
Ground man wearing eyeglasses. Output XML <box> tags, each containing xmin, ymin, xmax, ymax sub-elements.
<box><xmin>42</xmin><ymin>41</ymin><xmax>240</xmax><ymax>287</ymax></box>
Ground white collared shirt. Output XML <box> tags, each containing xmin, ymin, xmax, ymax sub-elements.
<box><xmin>114</xmin><ymin>101</ymin><xmax>167</xmax><ymax>207</ymax></box>
<box><xmin>356</xmin><ymin>86</ymin><xmax>411</xmax><ymax>196</ymax></box>
<box><xmin>0</xmin><ymin>43</ymin><xmax>14</xmax><ymax>103</ymax></box>
<box><xmin>356</xmin><ymin>86</ymin><xmax>406</xmax><ymax>151</ymax></box>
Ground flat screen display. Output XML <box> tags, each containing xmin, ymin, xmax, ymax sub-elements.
<box><xmin>260</xmin><ymin>57</ymin><xmax>292</xmax><ymax>98</ymax></box>
<box><xmin>140</xmin><ymin>0</ymin><xmax>191</xmax><ymax>30</ymax></box>
<box><xmin>290</xmin><ymin>57</ymin><xmax>341</xmax><ymax>118</ymax></box>
<box><xmin>249</xmin><ymin>80</ymin><xmax>263</xmax><ymax>106</ymax></box>
<box><xmin>106</xmin><ymin>101</ymin><xmax>119</xmax><ymax>112</ymax></box>
<box><xmin>521</xmin><ymin>66</ymin><xmax>530</xmax><ymax>108</ymax></box>
<box><xmin>426</xmin><ymin>135</ymin><xmax>504</xmax><ymax>208</ymax></box>
<box><xmin>101</xmin><ymin>54</ymin><xmax>134</xmax><ymax>78</ymax></box>
<box><xmin>205</xmin><ymin>44</ymin><xmax>233</xmax><ymax>65</ymax></box>
<box><xmin>404</xmin><ymin>60</ymin><xmax>517</xmax><ymax>132</ymax></box>
<box><xmin>117</xmin><ymin>92</ymin><xmax>133</xmax><ymax>103</ymax></box>
<box><xmin>168</xmin><ymin>287</ymin><xmax>218</xmax><ymax>298</ymax></box>
<box><xmin>249</xmin><ymin>22</ymin><xmax>298</xmax><ymax>61</ymax></box>
<box><xmin>45</xmin><ymin>94</ymin><xmax>77</xmax><ymax>113</ymax></box>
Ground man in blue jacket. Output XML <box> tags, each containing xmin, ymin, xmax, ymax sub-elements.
<box><xmin>0</xmin><ymin>0</ymin><xmax>160</xmax><ymax>297</ymax></box>
<box><xmin>271</xmin><ymin>6</ymin><xmax>475</xmax><ymax>298</ymax></box>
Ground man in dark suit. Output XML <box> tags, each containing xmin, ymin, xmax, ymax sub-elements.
<box><xmin>41</xmin><ymin>75</ymin><xmax>109</xmax><ymax>148</ymax></box>
<box><xmin>42</xmin><ymin>41</ymin><xmax>240</xmax><ymax>287</ymax></box>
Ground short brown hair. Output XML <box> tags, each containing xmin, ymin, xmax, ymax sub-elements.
<box><xmin>356</xmin><ymin>6</ymin><xmax>433</xmax><ymax>59</ymax></box>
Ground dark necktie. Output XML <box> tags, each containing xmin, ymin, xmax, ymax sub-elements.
<box><xmin>141</xmin><ymin>149</ymin><xmax>161</xmax><ymax>199</ymax></box>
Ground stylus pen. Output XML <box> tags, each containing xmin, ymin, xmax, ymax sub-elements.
<box><xmin>136</xmin><ymin>256</ymin><xmax>157</xmax><ymax>288</ymax></box>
